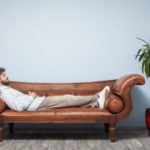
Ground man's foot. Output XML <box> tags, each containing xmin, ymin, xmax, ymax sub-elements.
<box><xmin>97</xmin><ymin>85</ymin><xmax>110</xmax><ymax>109</ymax></box>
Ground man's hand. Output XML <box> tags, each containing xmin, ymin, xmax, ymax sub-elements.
<box><xmin>28</xmin><ymin>91</ymin><xmax>37</xmax><ymax>99</ymax></box>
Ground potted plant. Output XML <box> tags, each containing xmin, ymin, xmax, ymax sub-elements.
<box><xmin>135</xmin><ymin>37</ymin><xmax>150</xmax><ymax>136</ymax></box>
<box><xmin>135</xmin><ymin>37</ymin><xmax>150</xmax><ymax>79</ymax></box>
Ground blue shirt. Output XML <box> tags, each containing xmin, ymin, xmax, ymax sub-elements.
<box><xmin>0</xmin><ymin>85</ymin><xmax>45</xmax><ymax>112</ymax></box>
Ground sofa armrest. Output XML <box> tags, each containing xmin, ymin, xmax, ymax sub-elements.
<box><xmin>0</xmin><ymin>98</ymin><xmax>7</xmax><ymax>113</ymax></box>
<box><xmin>111</xmin><ymin>74</ymin><xmax>145</xmax><ymax>122</ymax></box>
<box><xmin>112</xmin><ymin>74</ymin><xmax>145</xmax><ymax>95</ymax></box>
<box><xmin>105</xmin><ymin>93</ymin><xmax>124</xmax><ymax>114</ymax></box>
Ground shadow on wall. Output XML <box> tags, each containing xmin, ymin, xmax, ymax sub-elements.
<box><xmin>118</xmin><ymin>86</ymin><xmax>149</xmax><ymax>127</ymax></box>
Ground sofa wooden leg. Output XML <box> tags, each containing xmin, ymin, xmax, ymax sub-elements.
<box><xmin>0</xmin><ymin>124</ymin><xmax>4</xmax><ymax>142</ymax></box>
<box><xmin>109</xmin><ymin>124</ymin><xmax>116</xmax><ymax>142</ymax></box>
<box><xmin>104</xmin><ymin>123</ymin><xmax>109</xmax><ymax>133</ymax></box>
<box><xmin>8</xmin><ymin>123</ymin><xmax>14</xmax><ymax>133</ymax></box>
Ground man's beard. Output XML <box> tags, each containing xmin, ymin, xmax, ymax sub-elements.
<box><xmin>1</xmin><ymin>80</ymin><xmax>10</xmax><ymax>86</ymax></box>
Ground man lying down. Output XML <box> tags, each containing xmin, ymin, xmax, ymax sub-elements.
<box><xmin>0</xmin><ymin>67</ymin><xmax>110</xmax><ymax>112</ymax></box>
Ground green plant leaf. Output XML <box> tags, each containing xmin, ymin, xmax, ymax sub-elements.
<box><xmin>145</xmin><ymin>62</ymin><xmax>148</xmax><ymax>78</ymax></box>
<box><xmin>147</xmin><ymin>44</ymin><xmax>150</xmax><ymax>51</ymax></box>
<box><xmin>145</xmin><ymin>60</ymin><xmax>150</xmax><ymax>78</ymax></box>
<box><xmin>135</xmin><ymin>48</ymin><xmax>142</xmax><ymax>59</ymax></box>
<box><xmin>143</xmin><ymin>44</ymin><xmax>150</xmax><ymax>52</ymax></box>
<box><xmin>135</xmin><ymin>37</ymin><xmax>150</xmax><ymax>78</ymax></box>
<box><xmin>143</xmin><ymin>53</ymin><xmax>148</xmax><ymax>61</ymax></box>
<box><xmin>148</xmin><ymin>58</ymin><xmax>150</xmax><ymax>77</ymax></box>
<box><xmin>142</xmin><ymin>60</ymin><xmax>145</xmax><ymax>73</ymax></box>
<box><xmin>138</xmin><ymin>53</ymin><xmax>144</xmax><ymax>62</ymax></box>
<box><xmin>136</xmin><ymin>37</ymin><xmax>149</xmax><ymax>44</ymax></box>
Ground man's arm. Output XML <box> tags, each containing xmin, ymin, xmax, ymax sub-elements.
<box><xmin>28</xmin><ymin>91</ymin><xmax>37</xmax><ymax>99</ymax></box>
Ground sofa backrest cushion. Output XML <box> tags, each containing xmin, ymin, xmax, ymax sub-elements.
<box><xmin>9</xmin><ymin>80</ymin><xmax>116</xmax><ymax>96</ymax></box>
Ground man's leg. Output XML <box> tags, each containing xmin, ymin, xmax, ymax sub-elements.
<box><xmin>36</xmin><ymin>94</ymin><xmax>99</xmax><ymax>110</ymax></box>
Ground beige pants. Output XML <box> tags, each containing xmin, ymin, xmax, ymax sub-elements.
<box><xmin>36</xmin><ymin>94</ymin><xmax>99</xmax><ymax>110</ymax></box>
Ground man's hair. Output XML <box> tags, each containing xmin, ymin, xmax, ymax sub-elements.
<box><xmin>0</xmin><ymin>67</ymin><xmax>6</xmax><ymax>76</ymax></box>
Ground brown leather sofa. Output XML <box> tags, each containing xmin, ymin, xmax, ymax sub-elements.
<box><xmin>0</xmin><ymin>74</ymin><xmax>145</xmax><ymax>142</ymax></box>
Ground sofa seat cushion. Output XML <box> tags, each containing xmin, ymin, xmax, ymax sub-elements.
<box><xmin>1</xmin><ymin>108</ymin><xmax>115</xmax><ymax>123</ymax></box>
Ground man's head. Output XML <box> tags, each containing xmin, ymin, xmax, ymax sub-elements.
<box><xmin>0</xmin><ymin>67</ymin><xmax>10</xmax><ymax>86</ymax></box>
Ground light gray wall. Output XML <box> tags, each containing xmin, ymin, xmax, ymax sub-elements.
<box><xmin>0</xmin><ymin>0</ymin><xmax>150</xmax><ymax>127</ymax></box>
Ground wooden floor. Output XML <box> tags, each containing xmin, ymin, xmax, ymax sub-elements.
<box><xmin>0</xmin><ymin>127</ymin><xmax>150</xmax><ymax>150</ymax></box>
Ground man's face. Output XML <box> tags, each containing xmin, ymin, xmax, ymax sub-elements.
<box><xmin>0</xmin><ymin>72</ymin><xmax>10</xmax><ymax>86</ymax></box>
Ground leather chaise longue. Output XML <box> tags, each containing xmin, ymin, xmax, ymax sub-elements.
<box><xmin>0</xmin><ymin>73</ymin><xmax>145</xmax><ymax>142</ymax></box>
